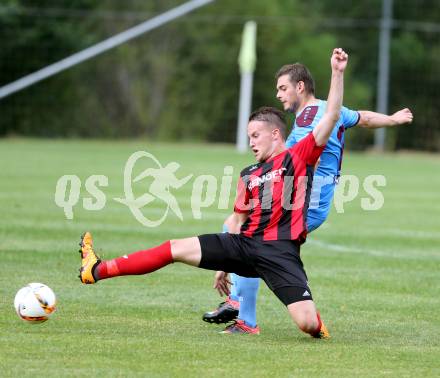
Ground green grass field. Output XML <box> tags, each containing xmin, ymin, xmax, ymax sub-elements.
<box><xmin>1</xmin><ymin>138</ymin><xmax>439</xmax><ymax>377</ymax></box>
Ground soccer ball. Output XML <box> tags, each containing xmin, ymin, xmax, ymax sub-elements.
<box><xmin>14</xmin><ymin>283</ymin><xmax>57</xmax><ymax>323</ymax></box>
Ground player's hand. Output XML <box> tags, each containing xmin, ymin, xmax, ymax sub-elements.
<box><xmin>331</xmin><ymin>48</ymin><xmax>348</xmax><ymax>73</ymax></box>
<box><xmin>213</xmin><ymin>271</ymin><xmax>232</xmax><ymax>296</ymax></box>
<box><xmin>391</xmin><ymin>108</ymin><xmax>413</xmax><ymax>125</ymax></box>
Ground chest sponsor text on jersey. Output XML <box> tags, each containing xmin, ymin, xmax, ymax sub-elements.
<box><xmin>247</xmin><ymin>167</ymin><xmax>287</xmax><ymax>191</ymax></box>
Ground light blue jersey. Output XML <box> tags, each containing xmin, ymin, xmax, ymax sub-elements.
<box><xmin>285</xmin><ymin>100</ymin><xmax>360</xmax><ymax>231</ymax></box>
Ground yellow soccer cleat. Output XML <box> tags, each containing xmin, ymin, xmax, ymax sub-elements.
<box><xmin>313</xmin><ymin>321</ymin><xmax>331</xmax><ymax>339</ymax></box>
<box><xmin>78</xmin><ymin>232</ymin><xmax>101</xmax><ymax>284</ymax></box>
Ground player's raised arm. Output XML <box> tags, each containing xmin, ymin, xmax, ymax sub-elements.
<box><xmin>312</xmin><ymin>48</ymin><xmax>348</xmax><ymax>146</ymax></box>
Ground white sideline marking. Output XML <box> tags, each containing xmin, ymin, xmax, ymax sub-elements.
<box><xmin>307</xmin><ymin>238</ymin><xmax>439</xmax><ymax>261</ymax></box>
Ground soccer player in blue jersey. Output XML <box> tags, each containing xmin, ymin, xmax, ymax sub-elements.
<box><xmin>203</xmin><ymin>62</ymin><xmax>413</xmax><ymax>334</ymax></box>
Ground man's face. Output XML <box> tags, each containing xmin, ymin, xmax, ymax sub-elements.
<box><xmin>276</xmin><ymin>74</ymin><xmax>300</xmax><ymax>113</ymax></box>
<box><xmin>248</xmin><ymin>121</ymin><xmax>276</xmax><ymax>162</ymax></box>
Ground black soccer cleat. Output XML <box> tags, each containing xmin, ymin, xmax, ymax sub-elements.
<box><xmin>202</xmin><ymin>297</ymin><xmax>239</xmax><ymax>324</ymax></box>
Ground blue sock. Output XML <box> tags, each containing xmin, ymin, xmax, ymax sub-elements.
<box><xmin>229</xmin><ymin>273</ymin><xmax>240</xmax><ymax>302</ymax></box>
<box><xmin>236</xmin><ymin>276</ymin><xmax>260</xmax><ymax>328</ymax></box>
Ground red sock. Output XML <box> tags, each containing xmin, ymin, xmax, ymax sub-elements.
<box><xmin>95</xmin><ymin>241</ymin><xmax>173</xmax><ymax>281</ymax></box>
<box><xmin>311</xmin><ymin>311</ymin><xmax>323</xmax><ymax>336</ymax></box>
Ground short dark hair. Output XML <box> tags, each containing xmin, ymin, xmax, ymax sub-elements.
<box><xmin>249</xmin><ymin>106</ymin><xmax>286</xmax><ymax>139</ymax></box>
<box><xmin>276</xmin><ymin>63</ymin><xmax>315</xmax><ymax>95</ymax></box>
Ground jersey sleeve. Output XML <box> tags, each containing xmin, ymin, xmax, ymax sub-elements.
<box><xmin>285</xmin><ymin>130</ymin><xmax>297</xmax><ymax>148</ymax></box>
<box><xmin>290</xmin><ymin>132</ymin><xmax>325</xmax><ymax>166</ymax></box>
<box><xmin>341</xmin><ymin>106</ymin><xmax>360</xmax><ymax>129</ymax></box>
<box><xmin>233</xmin><ymin>172</ymin><xmax>251</xmax><ymax>213</ymax></box>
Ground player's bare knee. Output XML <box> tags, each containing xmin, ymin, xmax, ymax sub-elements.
<box><xmin>289</xmin><ymin>305</ymin><xmax>319</xmax><ymax>333</ymax></box>
<box><xmin>299</xmin><ymin>312</ymin><xmax>319</xmax><ymax>333</ymax></box>
<box><xmin>170</xmin><ymin>238</ymin><xmax>201</xmax><ymax>266</ymax></box>
<box><xmin>170</xmin><ymin>239</ymin><xmax>184</xmax><ymax>260</ymax></box>
<box><xmin>294</xmin><ymin>316</ymin><xmax>311</xmax><ymax>333</ymax></box>
<box><xmin>300</xmin><ymin>319</ymin><xmax>318</xmax><ymax>334</ymax></box>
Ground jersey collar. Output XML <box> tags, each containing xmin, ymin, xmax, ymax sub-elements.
<box><xmin>295</xmin><ymin>99</ymin><xmax>322</xmax><ymax>118</ymax></box>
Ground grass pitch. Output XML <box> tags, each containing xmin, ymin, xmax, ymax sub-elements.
<box><xmin>0</xmin><ymin>138</ymin><xmax>439</xmax><ymax>377</ymax></box>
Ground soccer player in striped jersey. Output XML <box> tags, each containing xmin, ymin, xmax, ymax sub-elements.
<box><xmin>79</xmin><ymin>48</ymin><xmax>349</xmax><ymax>339</ymax></box>
<box><xmin>204</xmin><ymin>59</ymin><xmax>413</xmax><ymax>335</ymax></box>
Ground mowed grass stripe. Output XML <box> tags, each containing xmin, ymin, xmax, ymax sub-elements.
<box><xmin>0</xmin><ymin>139</ymin><xmax>439</xmax><ymax>377</ymax></box>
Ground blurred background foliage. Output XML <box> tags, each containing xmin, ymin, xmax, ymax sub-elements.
<box><xmin>0</xmin><ymin>0</ymin><xmax>439</xmax><ymax>150</ymax></box>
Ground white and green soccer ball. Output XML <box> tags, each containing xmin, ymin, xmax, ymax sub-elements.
<box><xmin>14</xmin><ymin>283</ymin><xmax>57</xmax><ymax>323</ymax></box>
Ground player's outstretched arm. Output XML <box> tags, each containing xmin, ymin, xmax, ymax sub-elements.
<box><xmin>357</xmin><ymin>108</ymin><xmax>413</xmax><ymax>129</ymax></box>
<box><xmin>312</xmin><ymin>48</ymin><xmax>347</xmax><ymax>146</ymax></box>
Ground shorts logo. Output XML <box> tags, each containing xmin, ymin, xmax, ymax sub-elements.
<box><xmin>302</xmin><ymin>290</ymin><xmax>310</xmax><ymax>297</ymax></box>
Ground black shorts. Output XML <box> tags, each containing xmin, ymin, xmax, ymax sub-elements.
<box><xmin>198</xmin><ymin>233</ymin><xmax>313</xmax><ymax>306</ymax></box>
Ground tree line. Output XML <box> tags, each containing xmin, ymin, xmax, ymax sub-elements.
<box><xmin>1</xmin><ymin>0</ymin><xmax>439</xmax><ymax>150</ymax></box>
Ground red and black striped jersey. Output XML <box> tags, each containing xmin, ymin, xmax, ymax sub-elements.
<box><xmin>234</xmin><ymin>133</ymin><xmax>324</xmax><ymax>243</ymax></box>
